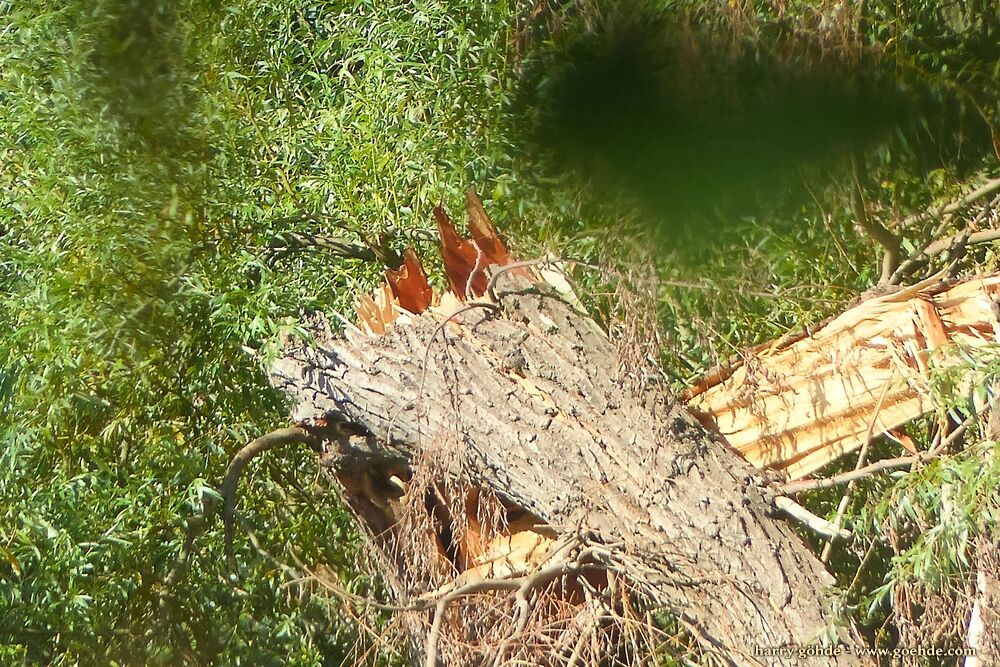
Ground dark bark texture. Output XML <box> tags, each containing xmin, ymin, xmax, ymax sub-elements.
<box><xmin>270</xmin><ymin>275</ymin><xmax>865</xmax><ymax>666</ymax></box>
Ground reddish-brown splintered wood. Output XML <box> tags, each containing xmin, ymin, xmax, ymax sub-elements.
<box><xmin>387</xmin><ymin>247</ymin><xmax>434</xmax><ymax>314</ymax></box>
<box><xmin>433</xmin><ymin>204</ymin><xmax>490</xmax><ymax>299</ymax></box>
<box><xmin>271</xmin><ymin>273</ymin><xmax>867</xmax><ymax>666</ymax></box>
<box><xmin>464</xmin><ymin>190</ymin><xmax>513</xmax><ymax>268</ymax></box>
<box><xmin>433</xmin><ymin>194</ymin><xmax>529</xmax><ymax>301</ymax></box>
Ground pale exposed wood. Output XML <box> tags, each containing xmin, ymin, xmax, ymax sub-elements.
<box><xmin>687</xmin><ymin>273</ymin><xmax>1000</xmax><ymax>479</ymax></box>
<box><xmin>355</xmin><ymin>283</ymin><xmax>397</xmax><ymax>335</ymax></box>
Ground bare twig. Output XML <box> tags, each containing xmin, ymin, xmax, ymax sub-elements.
<box><xmin>889</xmin><ymin>185</ymin><xmax>1000</xmax><ymax>284</ymax></box>
<box><xmin>423</xmin><ymin>575</ymin><xmax>525</xmax><ymax>667</ymax></box>
<box><xmin>489</xmin><ymin>535</ymin><xmax>586</xmax><ymax>665</ymax></box>
<box><xmin>417</xmin><ymin>302</ymin><xmax>501</xmax><ymax>413</ymax></box>
<box><xmin>900</xmin><ymin>228</ymin><xmax>1000</xmax><ymax>272</ymax></box>
<box><xmin>424</xmin><ymin>539</ymin><xmax>595</xmax><ymax>667</ymax></box>
<box><xmin>485</xmin><ymin>256</ymin><xmax>601</xmax><ymax>303</ymax></box>
<box><xmin>779</xmin><ymin>456</ymin><xmax>919</xmax><ymax>494</ymax></box>
<box><xmin>297</xmin><ymin>566</ymin><xmax>433</xmax><ymax>613</ymax></box>
<box><xmin>929</xmin><ymin>415</ymin><xmax>973</xmax><ymax>457</ymax></box>
<box><xmin>239</xmin><ymin>516</ymin><xmax>301</xmax><ymax>581</ymax></box>
<box><xmin>906</xmin><ymin>177</ymin><xmax>1000</xmax><ymax>227</ymax></box>
<box><xmin>486</xmin><ymin>258</ymin><xmax>548</xmax><ymax>302</ymax></box>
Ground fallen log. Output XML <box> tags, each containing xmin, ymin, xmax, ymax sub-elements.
<box><xmin>269</xmin><ymin>268</ymin><xmax>863</xmax><ymax>665</ymax></box>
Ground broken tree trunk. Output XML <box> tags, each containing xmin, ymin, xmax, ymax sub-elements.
<box><xmin>270</xmin><ymin>272</ymin><xmax>862</xmax><ymax>666</ymax></box>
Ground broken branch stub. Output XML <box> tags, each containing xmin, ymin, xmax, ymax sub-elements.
<box><xmin>270</xmin><ymin>272</ymin><xmax>863</xmax><ymax>665</ymax></box>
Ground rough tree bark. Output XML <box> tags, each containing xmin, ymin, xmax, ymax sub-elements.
<box><xmin>269</xmin><ymin>273</ymin><xmax>865</xmax><ymax>666</ymax></box>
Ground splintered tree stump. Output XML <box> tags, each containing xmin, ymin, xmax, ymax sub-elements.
<box><xmin>269</xmin><ymin>273</ymin><xmax>862</xmax><ymax>666</ymax></box>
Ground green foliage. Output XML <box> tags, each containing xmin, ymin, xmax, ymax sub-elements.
<box><xmin>0</xmin><ymin>0</ymin><xmax>614</xmax><ymax>662</ymax></box>
<box><xmin>2</xmin><ymin>0</ymin><xmax>999</xmax><ymax>664</ymax></box>
<box><xmin>0</xmin><ymin>0</ymin><xmax>565</xmax><ymax>663</ymax></box>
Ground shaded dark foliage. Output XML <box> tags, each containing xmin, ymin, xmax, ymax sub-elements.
<box><xmin>520</xmin><ymin>1</ymin><xmax>988</xmax><ymax>234</ymax></box>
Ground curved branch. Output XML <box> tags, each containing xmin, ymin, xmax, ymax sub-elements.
<box><xmin>266</xmin><ymin>230</ymin><xmax>377</xmax><ymax>263</ymax></box>
<box><xmin>222</xmin><ymin>426</ymin><xmax>319</xmax><ymax>568</ymax></box>
<box><xmin>851</xmin><ymin>153</ymin><xmax>901</xmax><ymax>284</ymax></box>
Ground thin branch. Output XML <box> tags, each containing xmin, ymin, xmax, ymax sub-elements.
<box><xmin>658</xmin><ymin>279</ymin><xmax>846</xmax><ymax>303</ymax></box>
<box><xmin>416</xmin><ymin>302</ymin><xmax>501</xmax><ymax>416</ymax></box>
<box><xmin>489</xmin><ymin>536</ymin><xmax>586</xmax><ymax>665</ymax></box>
<box><xmin>904</xmin><ymin>228</ymin><xmax>1000</xmax><ymax>267</ymax></box>
<box><xmin>928</xmin><ymin>415</ymin><xmax>973</xmax><ymax>456</ymax></box>
<box><xmin>423</xmin><ymin>598</ymin><xmax>448</xmax><ymax>667</ymax></box>
<box><xmin>773</xmin><ymin>496</ymin><xmax>852</xmax><ymax>540</ymax></box>
<box><xmin>890</xmin><ymin>186</ymin><xmax>1000</xmax><ymax>284</ymax></box>
<box><xmin>779</xmin><ymin>456</ymin><xmax>919</xmax><ymax>494</ymax></box>
<box><xmin>857</xmin><ymin>206</ymin><xmax>902</xmax><ymax>285</ymax></box>
<box><xmin>106</xmin><ymin>262</ymin><xmax>193</xmax><ymax>353</ymax></box>
<box><xmin>148</xmin><ymin>513</ymin><xmax>208</xmax><ymax>641</ymax></box>
<box><xmin>894</xmin><ymin>176</ymin><xmax>1000</xmax><ymax>237</ymax></box>
<box><xmin>486</xmin><ymin>258</ymin><xmax>549</xmax><ymax>302</ymax></box>
<box><xmin>222</xmin><ymin>426</ymin><xmax>319</xmax><ymax>568</ymax></box>
<box><xmin>422</xmin><ymin>575</ymin><xmax>530</xmax><ymax>667</ymax></box>
<box><xmin>565</xmin><ymin>620</ymin><xmax>592</xmax><ymax>667</ymax></box>
<box><xmin>485</xmin><ymin>256</ymin><xmax>601</xmax><ymax>303</ymax></box>
<box><xmin>298</xmin><ymin>567</ymin><xmax>433</xmax><ymax>613</ymax></box>
<box><xmin>821</xmin><ymin>374</ymin><xmax>893</xmax><ymax>562</ymax></box>
<box><xmin>424</xmin><ymin>540</ymin><xmax>594</xmax><ymax>667</ymax></box>
<box><xmin>239</xmin><ymin>516</ymin><xmax>301</xmax><ymax>581</ymax></box>
<box><xmin>778</xmin><ymin>417</ymin><xmax>972</xmax><ymax>495</ymax></box>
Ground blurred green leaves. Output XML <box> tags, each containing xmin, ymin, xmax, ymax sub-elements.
<box><xmin>0</xmin><ymin>0</ymin><xmax>541</xmax><ymax>662</ymax></box>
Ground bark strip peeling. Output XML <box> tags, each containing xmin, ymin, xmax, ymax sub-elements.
<box><xmin>270</xmin><ymin>273</ymin><xmax>864</xmax><ymax>665</ymax></box>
